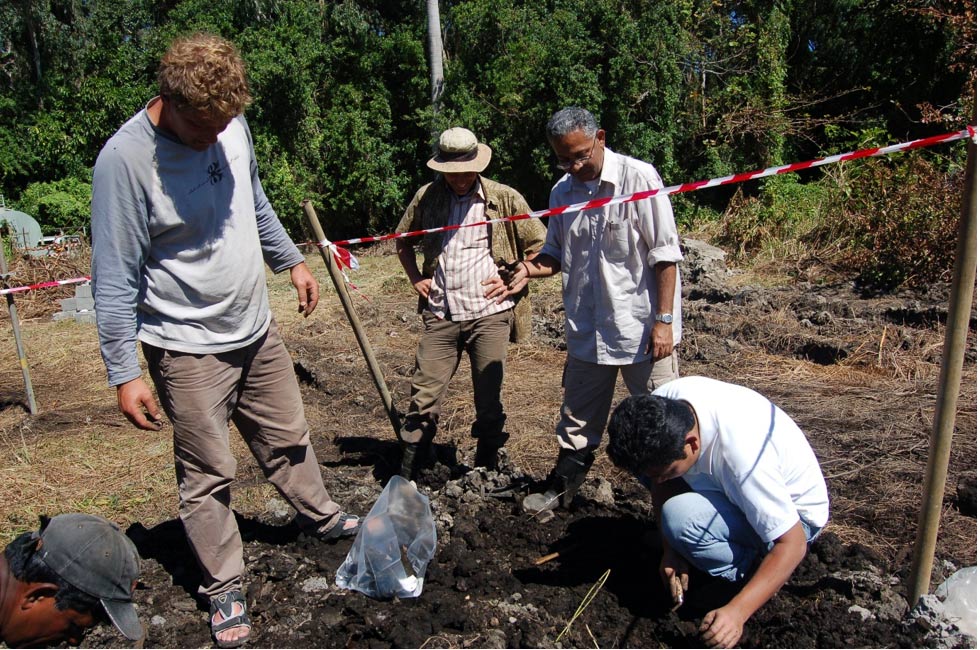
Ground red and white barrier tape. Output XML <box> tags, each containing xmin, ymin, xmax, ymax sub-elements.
<box><xmin>0</xmin><ymin>276</ymin><xmax>90</xmax><ymax>297</ymax></box>
<box><xmin>7</xmin><ymin>128</ymin><xmax>974</xmax><ymax>297</ymax></box>
<box><xmin>316</xmin><ymin>239</ymin><xmax>360</xmax><ymax>271</ymax></box>
<box><xmin>329</xmin><ymin>127</ymin><xmax>975</xmax><ymax>249</ymax></box>
<box><xmin>315</xmin><ymin>238</ymin><xmax>370</xmax><ymax>299</ymax></box>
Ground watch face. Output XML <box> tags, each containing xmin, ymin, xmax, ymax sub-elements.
<box><xmin>657</xmin><ymin>314</ymin><xmax>673</xmax><ymax>324</ymax></box>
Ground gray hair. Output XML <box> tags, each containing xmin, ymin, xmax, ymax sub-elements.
<box><xmin>546</xmin><ymin>107</ymin><xmax>598</xmax><ymax>140</ymax></box>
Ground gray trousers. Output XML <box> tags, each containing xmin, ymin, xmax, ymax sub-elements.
<box><xmin>401</xmin><ymin>309</ymin><xmax>513</xmax><ymax>444</ymax></box>
<box><xmin>144</xmin><ymin>319</ymin><xmax>342</xmax><ymax>597</ymax></box>
<box><xmin>557</xmin><ymin>351</ymin><xmax>679</xmax><ymax>450</ymax></box>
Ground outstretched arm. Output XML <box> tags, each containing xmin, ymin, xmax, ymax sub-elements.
<box><xmin>502</xmin><ymin>252</ymin><xmax>560</xmax><ymax>293</ymax></box>
<box><xmin>699</xmin><ymin>522</ymin><xmax>808</xmax><ymax>649</ymax></box>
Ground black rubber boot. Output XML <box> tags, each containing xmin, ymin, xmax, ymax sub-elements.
<box><xmin>399</xmin><ymin>442</ymin><xmax>420</xmax><ymax>480</ymax></box>
<box><xmin>399</xmin><ymin>416</ymin><xmax>436</xmax><ymax>480</ymax></box>
<box><xmin>555</xmin><ymin>446</ymin><xmax>596</xmax><ymax>509</ymax></box>
<box><xmin>399</xmin><ymin>440</ymin><xmax>437</xmax><ymax>480</ymax></box>
<box><xmin>474</xmin><ymin>432</ymin><xmax>510</xmax><ymax>470</ymax></box>
<box><xmin>522</xmin><ymin>447</ymin><xmax>596</xmax><ymax>513</ymax></box>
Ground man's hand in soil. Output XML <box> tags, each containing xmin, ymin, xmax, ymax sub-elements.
<box><xmin>659</xmin><ymin>544</ymin><xmax>689</xmax><ymax>602</ymax></box>
<box><xmin>700</xmin><ymin>604</ymin><xmax>747</xmax><ymax>648</ymax></box>
<box><xmin>699</xmin><ymin>523</ymin><xmax>808</xmax><ymax>649</ymax></box>
<box><xmin>117</xmin><ymin>377</ymin><xmax>162</xmax><ymax>430</ymax></box>
<box><xmin>290</xmin><ymin>262</ymin><xmax>319</xmax><ymax>317</ymax></box>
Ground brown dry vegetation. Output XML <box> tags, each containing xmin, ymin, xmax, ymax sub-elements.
<box><xmin>0</xmin><ymin>238</ymin><xmax>975</xmax><ymax>599</ymax></box>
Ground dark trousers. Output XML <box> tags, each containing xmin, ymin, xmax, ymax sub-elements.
<box><xmin>401</xmin><ymin>309</ymin><xmax>513</xmax><ymax>443</ymax></box>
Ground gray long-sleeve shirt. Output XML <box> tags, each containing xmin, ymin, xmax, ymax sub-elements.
<box><xmin>91</xmin><ymin>105</ymin><xmax>303</xmax><ymax>386</ymax></box>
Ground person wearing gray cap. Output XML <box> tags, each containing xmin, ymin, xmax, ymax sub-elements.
<box><xmin>394</xmin><ymin>127</ymin><xmax>546</xmax><ymax>479</ymax></box>
<box><xmin>0</xmin><ymin>513</ymin><xmax>142</xmax><ymax>647</ymax></box>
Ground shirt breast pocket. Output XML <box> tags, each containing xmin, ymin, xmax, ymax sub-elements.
<box><xmin>601</xmin><ymin>220</ymin><xmax>631</xmax><ymax>263</ymax></box>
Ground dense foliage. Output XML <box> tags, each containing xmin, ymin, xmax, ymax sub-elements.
<box><xmin>0</xmin><ymin>0</ymin><xmax>974</xmax><ymax>288</ymax></box>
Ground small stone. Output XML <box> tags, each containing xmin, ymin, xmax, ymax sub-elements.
<box><xmin>483</xmin><ymin>629</ymin><xmax>508</xmax><ymax>649</ymax></box>
<box><xmin>150</xmin><ymin>615</ymin><xmax>167</xmax><ymax>626</ymax></box>
<box><xmin>508</xmin><ymin>617</ymin><xmax>517</xmax><ymax>624</ymax></box>
<box><xmin>301</xmin><ymin>576</ymin><xmax>330</xmax><ymax>593</ymax></box>
<box><xmin>591</xmin><ymin>478</ymin><xmax>616</xmax><ymax>508</ymax></box>
<box><xmin>848</xmin><ymin>605</ymin><xmax>873</xmax><ymax>621</ymax></box>
<box><xmin>173</xmin><ymin>599</ymin><xmax>198</xmax><ymax>613</ymax></box>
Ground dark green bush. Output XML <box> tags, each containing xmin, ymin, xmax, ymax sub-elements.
<box><xmin>16</xmin><ymin>177</ymin><xmax>92</xmax><ymax>234</ymax></box>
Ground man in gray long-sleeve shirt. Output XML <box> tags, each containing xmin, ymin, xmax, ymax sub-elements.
<box><xmin>91</xmin><ymin>33</ymin><xmax>358</xmax><ymax>649</ymax></box>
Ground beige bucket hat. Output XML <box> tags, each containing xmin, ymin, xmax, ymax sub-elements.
<box><xmin>427</xmin><ymin>127</ymin><xmax>492</xmax><ymax>173</ymax></box>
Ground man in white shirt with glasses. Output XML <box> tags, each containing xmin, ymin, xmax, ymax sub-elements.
<box><xmin>510</xmin><ymin>106</ymin><xmax>683</xmax><ymax>514</ymax></box>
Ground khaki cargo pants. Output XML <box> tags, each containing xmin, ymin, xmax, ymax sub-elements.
<box><xmin>557</xmin><ymin>351</ymin><xmax>679</xmax><ymax>451</ymax></box>
<box><xmin>144</xmin><ymin>319</ymin><xmax>343</xmax><ymax>597</ymax></box>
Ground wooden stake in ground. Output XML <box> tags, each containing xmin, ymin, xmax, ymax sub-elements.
<box><xmin>907</xmin><ymin>129</ymin><xmax>977</xmax><ymax>604</ymax></box>
<box><xmin>0</xmin><ymin>247</ymin><xmax>37</xmax><ymax>414</ymax></box>
<box><xmin>302</xmin><ymin>201</ymin><xmax>401</xmax><ymax>438</ymax></box>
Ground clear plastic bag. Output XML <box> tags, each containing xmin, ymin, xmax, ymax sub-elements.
<box><xmin>335</xmin><ymin>476</ymin><xmax>436</xmax><ymax>599</ymax></box>
<box><xmin>935</xmin><ymin>566</ymin><xmax>977</xmax><ymax>637</ymax></box>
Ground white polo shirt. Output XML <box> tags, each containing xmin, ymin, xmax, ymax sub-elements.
<box><xmin>654</xmin><ymin>376</ymin><xmax>830</xmax><ymax>542</ymax></box>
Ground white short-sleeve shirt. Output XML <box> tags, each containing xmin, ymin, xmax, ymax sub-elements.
<box><xmin>654</xmin><ymin>376</ymin><xmax>830</xmax><ymax>542</ymax></box>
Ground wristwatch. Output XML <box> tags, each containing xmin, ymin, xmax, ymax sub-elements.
<box><xmin>654</xmin><ymin>313</ymin><xmax>673</xmax><ymax>324</ymax></box>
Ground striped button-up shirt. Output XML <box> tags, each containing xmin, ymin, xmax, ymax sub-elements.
<box><xmin>427</xmin><ymin>181</ymin><xmax>515</xmax><ymax>321</ymax></box>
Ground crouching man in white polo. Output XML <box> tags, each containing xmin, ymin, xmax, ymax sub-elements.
<box><xmin>606</xmin><ymin>376</ymin><xmax>829</xmax><ymax>648</ymax></box>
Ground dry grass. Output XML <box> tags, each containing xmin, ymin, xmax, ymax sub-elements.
<box><xmin>0</xmin><ymin>248</ymin><xmax>974</xmax><ymax>573</ymax></box>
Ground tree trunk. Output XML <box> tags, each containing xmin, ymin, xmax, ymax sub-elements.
<box><xmin>21</xmin><ymin>0</ymin><xmax>43</xmax><ymax>108</ymax></box>
<box><xmin>425</xmin><ymin>0</ymin><xmax>445</xmax><ymax>117</ymax></box>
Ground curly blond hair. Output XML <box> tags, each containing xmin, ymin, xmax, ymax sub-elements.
<box><xmin>157</xmin><ymin>33</ymin><xmax>252</xmax><ymax>121</ymax></box>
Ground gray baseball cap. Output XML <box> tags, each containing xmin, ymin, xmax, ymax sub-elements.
<box><xmin>35</xmin><ymin>514</ymin><xmax>143</xmax><ymax>641</ymax></box>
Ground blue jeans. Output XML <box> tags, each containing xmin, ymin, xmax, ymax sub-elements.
<box><xmin>661</xmin><ymin>491</ymin><xmax>822</xmax><ymax>582</ymax></box>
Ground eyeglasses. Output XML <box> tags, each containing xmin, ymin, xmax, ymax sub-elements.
<box><xmin>555</xmin><ymin>136</ymin><xmax>597</xmax><ymax>171</ymax></box>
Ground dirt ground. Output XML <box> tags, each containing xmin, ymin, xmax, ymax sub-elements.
<box><xmin>0</xmin><ymin>239</ymin><xmax>975</xmax><ymax>648</ymax></box>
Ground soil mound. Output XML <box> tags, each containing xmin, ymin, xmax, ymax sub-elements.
<box><xmin>77</xmin><ymin>456</ymin><xmax>969</xmax><ymax>648</ymax></box>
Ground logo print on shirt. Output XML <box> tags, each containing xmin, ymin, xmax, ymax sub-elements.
<box><xmin>188</xmin><ymin>153</ymin><xmax>239</xmax><ymax>195</ymax></box>
<box><xmin>207</xmin><ymin>162</ymin><xmax>224</xmax><ymax>185</ymax></box>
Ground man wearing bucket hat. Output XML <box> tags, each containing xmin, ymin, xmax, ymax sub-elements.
<box><xmin>394</xmin><ymin>127</ymin><xmax>546</xmax><ymax>479</ymax></box>
<box><xmin>0</xmin><ymin>513</ymin><xmax>142</xmax><ymax>647</ymax></box>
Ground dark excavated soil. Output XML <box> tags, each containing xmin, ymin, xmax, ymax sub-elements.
<box><xmin>74</xmin><ymin>240</ymin><xmax>975</xmax><ymax>648</ymax></box>
<box><xmin>77</xmin><ymin>458</ymin><xmax>947</xmax><ymax>649</ymax></box>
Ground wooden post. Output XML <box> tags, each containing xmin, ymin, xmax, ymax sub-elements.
<box><xmin>302</xmin><ymin>200</ymin><xmax>402</xmax><ymax>438</ymax></box>
<box><xmin>0</xmin><ymin>246</ymin><xmax>37</xmax><ymax>414</ymax></box>
<box><xmin>907</xmin><ymin>133</ymin><xmax>977</xmax><ymax>605</ymax></box>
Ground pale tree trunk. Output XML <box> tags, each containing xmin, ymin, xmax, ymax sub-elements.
<box><xmin>425</xmin><ymin>0</ymin><xmax>445</xmax><ymax>117</ymax></box>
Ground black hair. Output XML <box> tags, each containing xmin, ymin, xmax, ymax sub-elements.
<box><xmin>5</xmin><ymin>529</ymin><xmax>101</xmax><ymax>615</ymax></box>
<box><xmin>606</xmin><ymin>394</ymin><xmax>695</xmax><ymax>476</ymax></box>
